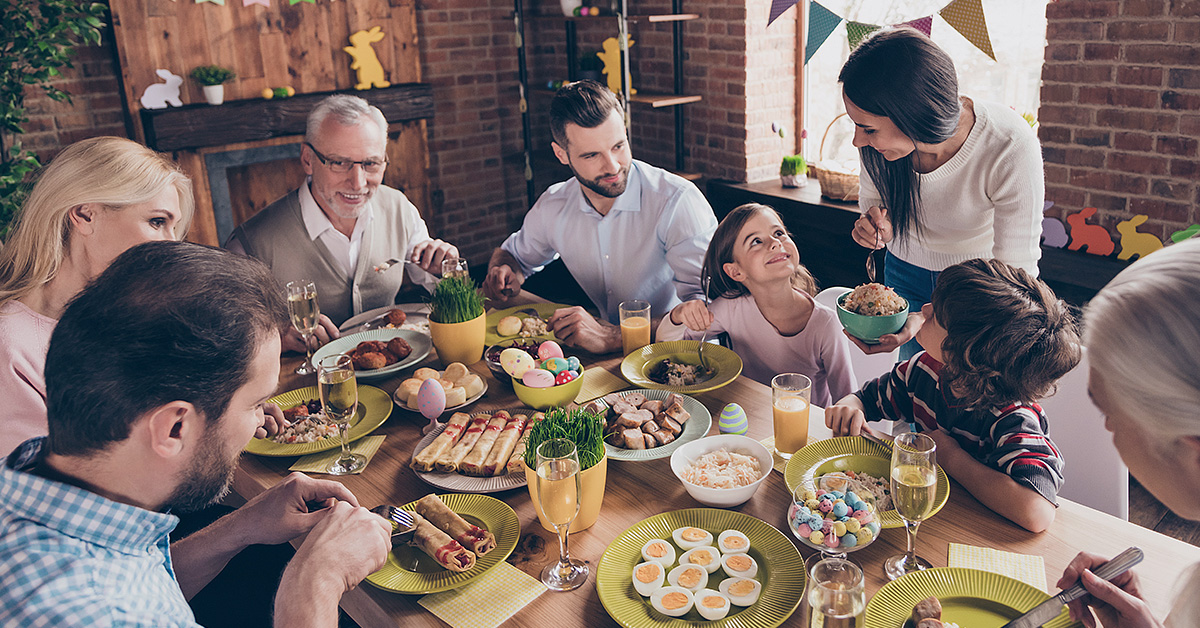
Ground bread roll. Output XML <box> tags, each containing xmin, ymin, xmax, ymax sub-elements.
<box><xmin>414</xmin><ymin>367</ymin><xmax>440</xmax><ymax>381</ymax></box>
<box><xmin>461</xmin><ymin>373</ymin><xmax>485</xmax><ymax>397</ymax></box>
<box><xmin>398</xmin><ymin>378</ymin><xmax>423</xmax><ymax>400</ymax></box>
<box><xmin>445</xmin><ymin>385</ymin><xmax>468</xmax><ymax>407</ymax></box>
<box><xmin>496</xmin><ymin>315</ymin><xmax>522</xmax><ymax>336</ymax></box>
<box><xmin>443</xmin><ymin>362</ymin><xmax>470</xmax><ymax>384</ymax></box>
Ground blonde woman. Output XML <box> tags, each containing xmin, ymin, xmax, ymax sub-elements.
<box><xmin>0</xmin><ymin>136</ymin><xmax>193</xmax><ymax>456</ymax></box>
<box><xmin>1056</xmin><ymin>237</ymin><xmax>1200</xmax><ymax>628</ymax></box>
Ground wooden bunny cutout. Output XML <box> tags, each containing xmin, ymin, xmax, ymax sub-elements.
<box><xmin>345</xmin><ymin>27</ymin><xmax>391</xmax><ymax>90</ymax></box>
<box><xmin>1116</xmin><ymin>214</ymin><xmax>1163</xmax><ymax>261</ymax></box>
<box><xmin>1066</xmin><ymin>207</ymin><xmax>1115</xmax><ymax>256</ymax></box>
<box><xmin>139</xmin><ymin>69</ymin><xmax>183</xmax><ymax>109</ymax></box>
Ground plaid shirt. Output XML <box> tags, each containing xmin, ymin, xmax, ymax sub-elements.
<box><xmin>0</xmin><ymin>438</ymin><xmax>199</xmax><ymax>627</ymax></box>
<box><xmin>855</xmin><ymin>352</ymin><xmax>1065</xmax><ymax>505</ymax></box>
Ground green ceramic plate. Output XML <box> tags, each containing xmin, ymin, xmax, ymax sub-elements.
<box><xmin>596</xmin><ymin>508</ymin><xmax>805</xmax><ymax>628</ymax></box>
<box><xmin>620</xmin><ymin>341</ymin><xmax>743</xmax><ymax>394</ymax></box>
<box><xmin>590</xmin><ymin>389</ymin><xmax>713</xmax><ymax>462</ymax></box>
<box><xmin>484</xmin><ymin>302</ymin><xmax>567</xmax><ymax>345</ymax></box>
<box><xmin>310</xmin><ymin>328</ymin><xmax>433</xmax><ymax>380</ymax></box>
<box><xmin>783</xmin><ymin>436</ymin><xmax>949</xmax><ymax>528</ymax></box>
<box><xmin>245</xmin><ymin>385</ymin><xmax>392</xmax><ymax>457</ymax></box>
<box><xmin>365</xmin><ymin>493</ymin><xmax>519</xmax><ymax>595</ymax></box>
<box><xmin>866</xmin><ymin>568</ymin><xmax>1082</xmax><ymax>628</ymax></box>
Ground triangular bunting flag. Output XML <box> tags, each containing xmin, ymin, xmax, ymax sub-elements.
<box><xmin>244</xmin><ymin>0</ymin><xmax>270</xmax><ymax>5</ymax></box>
<box><xmin>196</xmin><ymin>0</ymin><xmax>225</xmax><ymax>4</ymax></box>
<box><xmin>768</xmin><ymin>0</ymin><xmax>798</xmax><ymax>26</ymax></box>
<box><xmin>289</xmin><ymin>0</ymin><xmax>315</xmax><ymax>4</ymax></box>
<box><xmin>805</xmin><ymin>1</ymin><xmax>844</xmax><ymax>64</ymax></box>
<box><xmin>846</xmin><ymin>21</ymin><xmax>880</xmax><ymax>49</ymax></box>
<box><xmin>940</xmin><ymin>0</ymin><xmax>996</xmax><ymax>60</ymax></box>
<box><xmin>900</xmin><ymin>16</ymin><xmax>933</xmax><ymax>37</ymax></box>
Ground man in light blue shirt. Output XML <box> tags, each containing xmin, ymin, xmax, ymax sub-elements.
<box><xmin>484</xmin><ymin>81</ymin><xmax>717</xmax><ymax>354</ymax></box>
<box><xmin>0</xmin><ymin>242</ymin><xmax>392</xmax><ymax>627</ymax></box>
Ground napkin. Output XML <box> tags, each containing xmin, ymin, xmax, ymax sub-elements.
<box><xmin>288</xmin><ymin>436</ymin><xmax>386</xmax><ymax>474</ymax></box>
<box><xmin>575</xmin><ymin>367</ymin><xmax>628</xmax><ymax>404</ymax></box>
<box><xmin>948</xmin><ymin>543</ymin><xmax>1048</xmax><ymax>592</ymax></box>
<box><xmin>760</xmin><ymin>436</ymin><xmax>788</xmax><ymax>474</ymax></box>
<box><xmin>418</xmin><ymin>562</ymin><xmax>544</xmax><ymax>628</ymax></box>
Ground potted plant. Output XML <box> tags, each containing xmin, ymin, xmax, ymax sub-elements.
<box><xmin>427</xmin><ymin>274</ymin><xmax>486</xmax><ymax>365</ymax></box>
<box><xmin>190</xmin><ymin>65</ymin><xmax>236</xmax><ymax>105</ymax></box>
<box><xmin>523</xmin><ymin>407</ymin><xmax>608</xmax><ymax>533</ymax></box>
<box><xmin>780</xmin><ymin>155</ymin><xmax>807</xmax><ymax>188</ymax></box>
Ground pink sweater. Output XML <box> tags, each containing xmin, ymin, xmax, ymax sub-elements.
<box><xmin>656</xmin><ymin>292</ymin><xmax>857</xmax><ymax>407</ymax></box>
<box><xmin>0</xmin><ymin>300</ymin><xmax>55</xmax><ymax>456</ymax></box>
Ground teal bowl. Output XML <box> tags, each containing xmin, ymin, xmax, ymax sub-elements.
<box><xmin>836</xmin><ymin>290</ymin><xmax>909</xmax><ymax>344</ymax></box>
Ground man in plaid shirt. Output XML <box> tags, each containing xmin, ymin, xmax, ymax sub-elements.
<box><xmin>0</xmin><ymin>242</ymin><xmax>392</xmax><ymax>627</ymax></box>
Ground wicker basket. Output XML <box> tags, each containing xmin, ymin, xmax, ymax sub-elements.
<box><xmin>813</xmin><ymin>112</ymin><xmax>860</xmax><ymax>202</ymax></box>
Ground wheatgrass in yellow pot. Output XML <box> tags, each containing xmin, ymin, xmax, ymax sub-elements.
<box><xmin>427</xmin><ymin>274</ymin><xmax>486</xmax><ymax>365</ymax></box>
<box><xmin>523</xmin><ymin>407</ymin><xmax>608</xmax><ymax>533</ymax></box>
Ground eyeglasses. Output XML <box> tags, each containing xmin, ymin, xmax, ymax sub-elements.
<box><xmin>305</xmin><ymin>143</ymin><xmax>388</xmax><ymax>174</ymax></box>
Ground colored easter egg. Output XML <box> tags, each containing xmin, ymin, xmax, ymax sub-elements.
<box><xmin>522</xmin><ymin>368</ymin><xmax>556</xmax><ymax>388</ymax></box>
<box><xmin>542</xmin><ymin>357</ymin><xmax>570</xmax><ymax>375</ymax></box>
<box><xmin>417</xmin><ymin>378</ymin><xmax>446</xmax><ymax>419</ymax></box>
<box><xmin>538</xmin><ymin>340</ymin><xmax>564</xmax><ymax>360</ymax></box>
<box><xmin>500</xmin><ymin>348</ymin><xmax>535</xmax><ymax>378</ymax></box>
<box><xmin>717</xmin><ymin>403</ymin><xmax>749</xmax><ymax>435</ymax></box>
<box><xmin>566</xmin><ymin>356</ymin><xmax>581</xmax><ymax>371</ymax></box>
<box><xmin>554</xmin><ymin>370</ymin><xmax>576</xmax><ymax>385</ymax></box>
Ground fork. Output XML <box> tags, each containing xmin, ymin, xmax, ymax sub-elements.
<box><xmin>370</xmin><ymin>505</ymin><xmax>417</xmax><ymax>542</ymax></box>
<box><xmin>697</xmin><ymin>274</ymin><xmax>712</xmax><ymax>373</ymax></box>
<box><xmin>373</xmin><ymin>258</ymin><xmax>403</xmax><ymax>273</ymax></box>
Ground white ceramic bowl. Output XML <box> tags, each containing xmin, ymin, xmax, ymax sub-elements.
<box><xmin>670</xmin><ymin>434</ymin><xmax>774</xmax><ymax>508</ymax></box>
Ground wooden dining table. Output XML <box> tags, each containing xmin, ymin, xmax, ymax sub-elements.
<box><xmin>233</xmin><ymin>303</ymin><xmax>1200</xmax><ymax>628</ymax></box>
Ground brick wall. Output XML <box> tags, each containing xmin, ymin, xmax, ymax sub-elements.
<box><xmin>1039</xmin><ymin>0</ymin><xmax>1200</xmax><ymax>242</ymax></box>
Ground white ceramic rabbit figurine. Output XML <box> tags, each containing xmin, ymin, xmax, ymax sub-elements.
<box><xmin>140</xmin><ymin>69</ymin><xmax>183</xmax><ymax>109</ymax></box>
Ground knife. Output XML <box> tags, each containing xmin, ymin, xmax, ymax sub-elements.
<box><xmin>1000</xmin><ymin>546</ymin><xmax>1144</xmax><ymax>628</ymax></box>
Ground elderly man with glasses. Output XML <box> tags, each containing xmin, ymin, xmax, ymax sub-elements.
<box><xmin>226</xmin><ymin>94</ymin><xmax>456</xmax><ymax>349</ymax></box>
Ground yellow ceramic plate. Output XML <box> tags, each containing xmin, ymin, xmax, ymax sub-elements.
<box><xmin>245</xmin><ymin>385</ymin><xmax>392</xmax><ymax>457</ymax></box>
<box><xmin>866</xmin><ymin>568</ymin><xmax>1082</xmax><ymax>628</ymax></box>
<box><xmin>620</xmin><ymin>341</ymin><xmax>743</xmax><ymax>394</ymax></box>
<box><xmin>484</xmin><ymin>302</ymin><xmax>567</xmax><ymax>345</ymax></box>
<box><xmin>597</xmin><ymin>508</ymin><xmax>805</xmax><ymax>628</ymax></box>
<box><xmin>783</xmin><ymin>436</ymin><xmax>949</xmax><ymax>528</ymax></box>
<box><xmin>364</xmin><ymin>493</ymin><xmax>519</xmax><ymax>594</ymax></box>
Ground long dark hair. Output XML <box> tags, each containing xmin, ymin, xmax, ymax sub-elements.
<box><xmin>839</xmin><ymin>28</ymin><xmax>961</xmax><ymax>242</ymax></box>
<box><xmin>703</xmin><ymin>203</ymin><xmax>817</xmax><ymax>299</ymax></box>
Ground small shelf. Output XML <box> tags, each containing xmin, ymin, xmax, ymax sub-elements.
<box><xmin>527</xmin><ymin>13</ymin><xmax>699</xmax><ymax>23</ymax></box>
<box><xmin>533</xmin><ymin>88</ymin><xmax>700</xmax><ymax>108</ymax></box>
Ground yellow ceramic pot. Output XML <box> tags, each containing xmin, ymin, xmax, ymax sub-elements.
<box><xmin>525</xmin><ymin>454</ymin><xmax>607</xmax><ymax>533</ymax></box>
<box><xmin>428</xmin><ymin>312</ymin><xmax>486</xmax><ymax>365</ymax></box>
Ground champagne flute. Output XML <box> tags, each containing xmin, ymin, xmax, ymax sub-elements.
<box><xmin>884</xmin><ymin>432</ymin><xmax>937</xmax><ymax>580</ymax></box>
<box><xmin>534</xmin><ymin>438</ymin><xmax>589</xmax><ymax>591</ymax></box>
<box><xmin>318</xmin><ymin>354</ymin><xmax>365</xmax><ymax>475</ymax></box>
<box><xmin>286</xmin><ymin>280</ymin><xmax>320</xmax><ymax>375</ymax></box>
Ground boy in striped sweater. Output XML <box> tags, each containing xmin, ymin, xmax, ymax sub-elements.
<box><xmin>825</xmin><ymin>259</ymin><xmax>1082</xmax><ymax>532</ymax></box>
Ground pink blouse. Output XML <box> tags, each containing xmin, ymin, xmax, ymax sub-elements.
<box><xmin>0</xmin><ymin>300</ymin><xmax>56</xmax><ymax>456</ymax></box>
<box><xmin>656</xmin><ymin>292</ymin><xmax>857</xmax><ymax>407</ymax></box>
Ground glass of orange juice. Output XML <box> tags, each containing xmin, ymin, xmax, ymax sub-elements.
<box><xmin>619</xmin><ymin>300</ymin><xmax>651</xmax><ymax>356</ymax></box>
<box><xmin>771</xmin><ymin>373</ymin><xmax>812</xmax><ymax>459</ymax></box>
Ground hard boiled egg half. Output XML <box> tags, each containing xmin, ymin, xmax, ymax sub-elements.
<box><xmin>721</xmin><ymin>552</ymin><xmax>759</xmax><ymax>579</ymax></box>
<box><xmin>667</xmin><ymin>564</ymin><xmax>709</xmax><ymax>592</ymax></box>
<box><xmin>640</xmin><ymin>538</ymin><xmax>676</xmax><ymax>565</ymax></box>
<box><xmin>717</xmin><ymin>529</ymin><xmax>751</xmax><ymax>554</ymax></box>
<box><xmin>679</xmin><ymin>546</ymin><xmax>723</xmax><ymax>573</ymax></box>
<box><xmin>631</xmin><ymin>561</ymin><xmax>665</xmax><ymax>597</ymax></box>
<box><xmin>650</xmin><ymin>586</ymin><xmax>694</xmax><ymax>618</ymax></box>
<box><xmin>719</xmin><ymin>577</ymin><xmax>762</xmax><ymax>606</ymax></box>
<box><xmin>694</xmin><ymin>589</ymin><xmax>732</xmax><ymax>621</ymax></box>
<box><xmin>672</xmin><ymin>526</ymin><xmax>713</xmax><ymax>550</ymax></box>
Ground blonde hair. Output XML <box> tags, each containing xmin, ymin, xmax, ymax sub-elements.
<box><xmin>0</xmin><ymin>137</ymin><xmax>194</xmax><ymax>308</ymax></box>
<box><xmin>1084</xmin><ymin>237</ymin><xmax>1200</xmax><ymax>440</ymax></box>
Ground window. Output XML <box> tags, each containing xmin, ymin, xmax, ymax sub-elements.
<box><xmin>802</xmin><ymin>0</ymin><xmax>1049</xmax><ymax>168</ymax></box>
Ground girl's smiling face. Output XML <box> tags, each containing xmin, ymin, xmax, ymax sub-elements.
<box><xmin>722</xmin><ymin>211</ymin><xmax>799</xmax><ymax>286</ymax></box>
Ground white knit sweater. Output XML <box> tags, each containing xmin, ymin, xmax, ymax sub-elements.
<box><xmin>857</xmin><ymin>99</ymin><xmax>1044</xmax><ymax>275</ymax></box>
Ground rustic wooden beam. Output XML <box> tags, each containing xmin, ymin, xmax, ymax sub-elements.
<box><xmin>141</xmin><ymin>83</ymin><xmax>434</xmax><ymax>152</ymax></box>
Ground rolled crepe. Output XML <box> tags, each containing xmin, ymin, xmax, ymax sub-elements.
<box><xmin>411</xmin><ymin>511</ymin><xmax>476</xmax><ymax>572</ymax></box>
<box><xmin>481</xmin><ymin>413</ymin><xmax>528</xmax><ymax>476</ymax></box>
<box><xmin>435</xmin><ymin>414</ymin><xmax>490</xmax><ymax>473</ymax></box>
<box><xmin>415</xmin><ymin>494</ymin><xmax>496</xmax><ymax>556</ymax></box>
<box><xmin>505</xmin><ymin>412</ymin><xmax>543</xmax><ymax>474</ymax></box>
<box><xmin>460</xmin><ymin>412</ymin><xmax>510</xmax><ymax>477</ymax></box>
<box><xmin>411</xmin><ymin>412</ymin><xmax>471</xmax><ymax>472</ymax></box>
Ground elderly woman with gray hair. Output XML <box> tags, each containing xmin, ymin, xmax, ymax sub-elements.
<box><xmin>1056</xmin><ymin>237</ymin><xmax>1200</xmax><ymax>628</ymax></box>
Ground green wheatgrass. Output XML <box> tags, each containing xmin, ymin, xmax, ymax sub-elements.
<box><xmin>779</xmin><ymin>154</ymin><xmax>807</xmax><ymax>176</ymax></box>
<box><xmin>523</xmin><ymin>407</ymin><xmax>606</xmax><ymax>472</ymax></box>
<box><xmin>428</xmin><ymin>275</ymin><xmax>484</xmax><ymax>324</ymax></box>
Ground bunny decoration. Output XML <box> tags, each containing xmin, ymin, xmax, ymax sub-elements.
<box><xmin>139</xmin><ymin>69</ymin><xmax>184</xmax><ymax>110</ymax></box>
<box><xmin>345</xmin><ymin>27</ymin><xmax>391</xmax><ymax>90</ymax></box>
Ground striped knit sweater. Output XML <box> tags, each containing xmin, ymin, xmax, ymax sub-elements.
<box><xmin>854</xmin><ymin>352</ymin><xmax>1064</xmax><ymax>505</ymax></box>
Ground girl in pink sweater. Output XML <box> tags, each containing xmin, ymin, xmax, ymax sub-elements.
<box><xmin>657</xmin><ymin>203</ymin><xmax>856</xmax><ymax>406</ymax></box>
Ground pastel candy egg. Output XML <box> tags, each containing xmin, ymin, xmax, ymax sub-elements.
<box><xmin>855</xmin><ymin>528</ymin><xmax>874</xmax><ymax>545</ymax></box>
<box><xmin>818</xmin><ymin>500</ymin><xmax>833</xmax><ymax>513</ymax></box>
<box><xmin>815</xmin><ymin>489</ymin><xmax>827</xmax><ymax>498</ymax></box>
<box><xmin>566</xmin><ymin>356</ymin><xmax>581</xmax><ymax>371</ymax></box>
<box><xmin>844</xmin><ymin>518</ymin><xmax>861</xmax><ymax>534</ymax></box>
<box><xmin>538</xmin><ymin>340</ymin><xmax>564</xmax><ymax>360</ymax></box>
<box><xmin>868</xmin><ymin>521</ymin><xmax>881</xmax><ymax>535</ymax></box>
<box><xmin>542</xmin><ymin>357</ymin><xmax>570</xmax><ymax>375</ymax></box>
<box><xmin>718</xmin><ymin>403</ymin><xmax>749</xmax><ymax>435</ymax></box>
<box><xmin>809</xmin><ymin>531</ymin><xmax>824</xmax><ymax>544</ymax></box>
<box><xmin>824</xmin><ymin>532</ymin><xmax>840</xmax><ymax>548</ymax></box>
<box><xmin>852</xmin><ymin>509</ymin><xmax>873</xmax><ymax>524</ymax></box>
<box><xmin>500</xmin><ymin>348</ymin><xmax>536</xmax><ymax>378</ymax></box>
<box><xmin>831</xmin><ymin>521</ymin><xmax>847</xmax><ymax>537</ymax></box>
<box><xmin>832</xmin><ymin>502</ymin><xmax>849</xmax><ymax>518</ymax></box>
<box><xmin>787</xmin><ymin>503</ymin><xmax>799</xmax><ymax>520</ymax></box>
<box><xmin>796</xmin><ymin>523</ymin><xmax>812</xmax><ymax>537</ymax></box>
<box><xmin>841</xmin><ymin>533</ymin><xmax>858</xmax><ymax>548</ymax></box>
<box><xmin>417</xmin><ymin>378</ymin><xmax>446</xmax><ymax>419</ymax></box>
<box><xmin>802</xmin><ymin>489</ymin><xmax>817</xmax><ymax>502</ymax></box>
<box><xmin>820</xmin><ymin>519</ymin><xmax>833</xmax><ymax>534</ymax></box>
<box><xmin>805</xmin><ymin>499</ymin><xmax>820</xmax><ymax>510</ymax></box>
<box><xmin>522</xmin><ymin>368</ymin><xmax>556</xmax><ymax>388</ymax></box>
<box><xmin>845</xmin><ymin>491</ymin><xmax>857</xmax><ymax>502</ymax></box>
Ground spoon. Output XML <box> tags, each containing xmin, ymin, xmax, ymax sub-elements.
<box><xmin>866</xmin><ymin>218</ymin><xmax>880</xmax><ymax>283</ymax></box>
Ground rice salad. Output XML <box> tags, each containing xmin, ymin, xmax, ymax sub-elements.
<box><xmin>680</xmin><ymin>448</ymin><xmax>763</xmax><ymax>489</ymax></box>
<box><xmin>272</xmin><ymin>413</ymin><xmax>340</xmax><ymax>444</ymax></box>
<box><xmin>834</xmin><ymin>470</ymin><xmax>893</xmax><ymax>511</ymax></box>
<box><xmin>841</xmin><ymin>283</ymin><xmax>907</xmax><ymax>316</ymax></box>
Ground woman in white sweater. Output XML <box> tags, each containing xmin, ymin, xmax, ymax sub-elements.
<box><xmin>839</xmin><ymin>28</ymin><xmax>1044</xmax><ymax>359</ymax></box>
